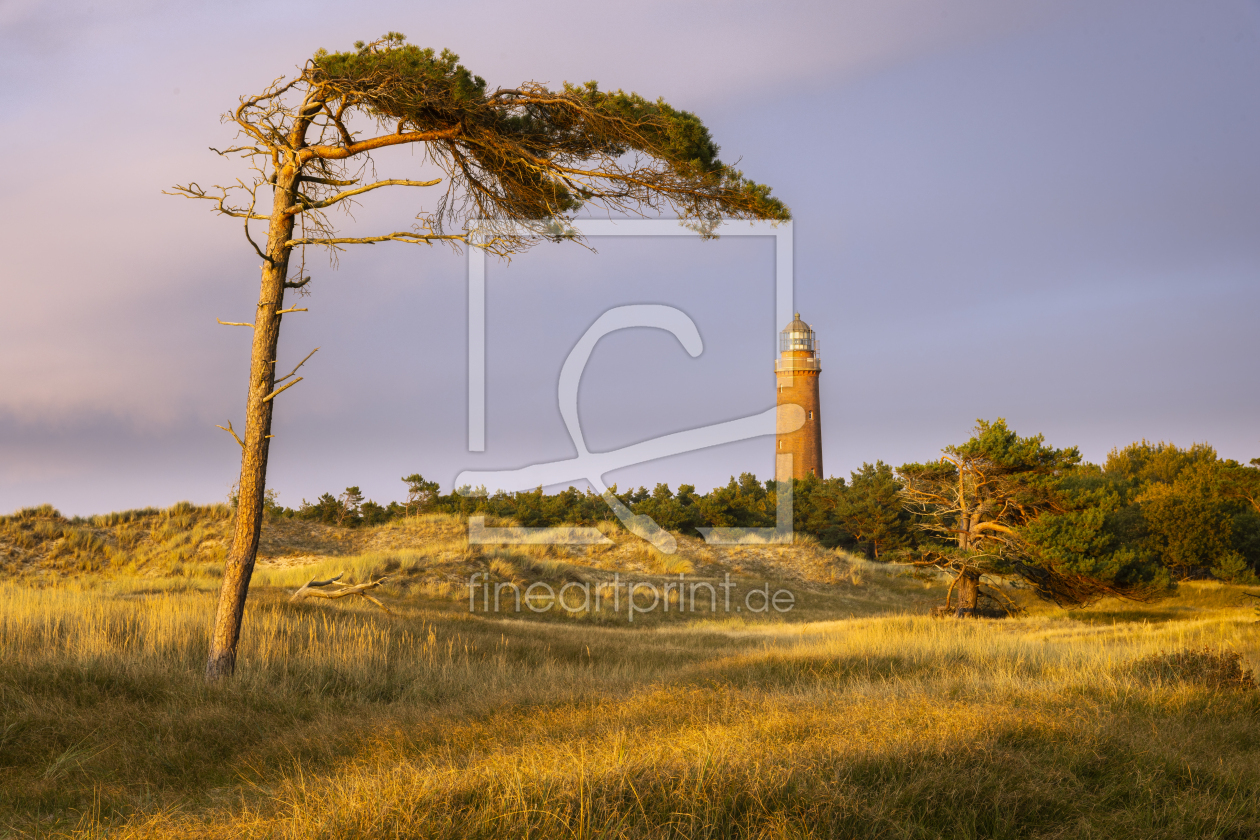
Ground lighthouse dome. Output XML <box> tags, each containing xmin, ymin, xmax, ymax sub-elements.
<box><xmin>779</xmin><ymin>313</ymin><xmax>816</xmax><ymax>353</ymax></box>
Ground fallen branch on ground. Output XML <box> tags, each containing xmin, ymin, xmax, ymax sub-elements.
<box><xmin>290</xmin><ymin>573</ymin><xmax>393</xmax><ymax>613</ymax></box>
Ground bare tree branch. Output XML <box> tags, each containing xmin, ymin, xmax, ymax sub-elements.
<box><xmin>285</xmin><ymin>231</ymin><xmax>466</xmax><ymax>247</ymax></box>
<box><xmin>285</xmin><ymin>178</ymin><xmax>442</xmax><ymax>215</ymax></box>
<box><xmin>261</xmin><ymin>377</ymin><xmax>302</xmax><ymax>403</ymax></box>
<box><xmin>241</xmin><ymin>183</ymin><xmax>272</xmax><ymax>264</ymax></box>
<box><xmin>216</xmin><ymin>420</ymin><xmax>245</xmax><ymax>450</ymax></box>
<box><xmin>274</xmin><ymin>346</ymin><xmax>319</xmax><ymax>385</ymax></box>
<box><xmin>210</xmin><ymin>144</ymin><xmax>266</xmax><ymax>156</ymax></box>
<box><xmin>164</xmin><ymin>182</ymin><xmax>271</xmax><ymax>220</ymax></box>
<box><xmin>297</xmin><ymin>126</ymin><xmax>461</xmax><ymax>163</ymax></box>
<box><xmin>299</xmin><ymin>176</ymin><xmax>360</xmax><ymax>186</ymax></box>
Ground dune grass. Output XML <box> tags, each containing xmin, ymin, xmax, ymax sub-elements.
<box><xmin>3</xmin><ymin>507</ymin><xmax>1258</xmax><ymax>836</ymax></box>
<box><xmin>0</xmin><ymin>502</ymin><xmax>233</xmax><ymax>579</ymax></box>
<box><xmin>0</xmin><ymin>563</ymin><xmax>1257</xmax><ymax>838</ymax></box>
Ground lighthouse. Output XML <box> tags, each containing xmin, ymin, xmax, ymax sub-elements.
<box><xmin>775</xmin><ymin>313</ymin><xmax>823</xmax><ymax>482</ymax></box>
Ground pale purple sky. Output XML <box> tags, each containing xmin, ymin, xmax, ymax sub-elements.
<box><xmin>1</xmin><ymin>0</ymin><xmax>1258</xmax><ymax>515</ymax></box>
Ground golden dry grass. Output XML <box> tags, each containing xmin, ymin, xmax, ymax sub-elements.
<box><xmin>0</xmin><ymin>574</ymin><xmax>1257</xmax><ymax>838</ymax></box>
<box><xmin>2</xmin><ymin>509</ymin><xmax>1259</xmax><ymax>838</ymax></box>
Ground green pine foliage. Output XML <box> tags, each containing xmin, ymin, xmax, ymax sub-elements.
<box><xmin>835</xmin><ymin>462</ymin><xmax>915</xmax><ymax>558</ymax></box>
<box><xmin>269</xmin><ymin>468</ymin><xmax>917</xmax><ymax>553</ymax></box>
<box><xmin>893</xmin><ymin>418</ymin><xmax>1157</xmax><ymax>608</ymax></box>
<box><xmin>305</xmin><ymin>34</ymin><xmax>789</xmax><ymax>233</ymax></box>
<box><xmin>890</xmin><ymin>424</ymin><xmax>1260</xmax><ymax>607</ymax></box>
<box><xmin>1019</xmin><ymin>469</ymin><xmax>1171</xmax><ymax>600</ymax></box>
<box><xmin>1102</xmin><ymin>441</ymin><xmax>1260</xmax><ymax>582</ymax></box>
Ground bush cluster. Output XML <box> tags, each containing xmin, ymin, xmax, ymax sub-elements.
<box><xmin>265</xmin><ymin>469</ymin><xmax>913</xmax><ymax>555</ymax></box>
<box><xmin>266</xmin><ymin>437</ymin><xmax>1260</xmax><ymax>588</ymax></box>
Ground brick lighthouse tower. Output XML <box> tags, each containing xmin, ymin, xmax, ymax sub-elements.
<box><xmin>775</xmin><ymin>313</ymin><xmax>823</xmax><ymax>482</ymax></box>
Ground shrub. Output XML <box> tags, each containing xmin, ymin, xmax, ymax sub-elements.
<box><xmin>1212</xmin><ymin>551</ymin><xmax>1260</xmax><ymax>585</ymax></box>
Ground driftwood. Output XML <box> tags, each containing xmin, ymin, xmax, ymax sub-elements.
<box><xmin>290</xmin><ymin>572</ymin><xmax>393</xmax><ymax>613</ymax></box>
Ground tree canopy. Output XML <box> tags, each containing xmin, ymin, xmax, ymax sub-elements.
<box><xmin>305</xmin><ymin>38</ymin><xmax>787</xmax><ymax>234</ymax></box>
<box><xmin>178</xmin><ymin>33</ymin><xmax>788</xmax><ymax>260</ymax></box>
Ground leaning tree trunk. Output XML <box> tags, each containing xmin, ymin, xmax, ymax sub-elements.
<box><xmin>205</xmin><ymin>171</ymin><xmax>297</xmax><ymax>681</ymax></box>
<box><xmin>955</xmin><ymin>567</ymin><xmax>981</xmax><ymax>618</ymax></box>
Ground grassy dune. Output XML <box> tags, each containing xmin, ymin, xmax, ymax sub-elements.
<box><xmin>0</xmin><ymin>508</ymin><xmax>1258</xmax><ymax>838</ymax></box>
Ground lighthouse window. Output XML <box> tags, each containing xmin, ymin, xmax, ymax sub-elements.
<box><xmin>808</xmin><ymin>411</ymin><xmax>813</xmax><ymax>419</ymax></box>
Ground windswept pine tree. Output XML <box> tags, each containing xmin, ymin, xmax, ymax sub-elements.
<box><xmin>170</xmin><ymin>34</ymin><xmax>789</xmax><ymax>679</ymax></box>
<box><xmin>898</xmin><ymin>419</ymin><xmax>1170</xmax><ymax>615</ymax></box>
